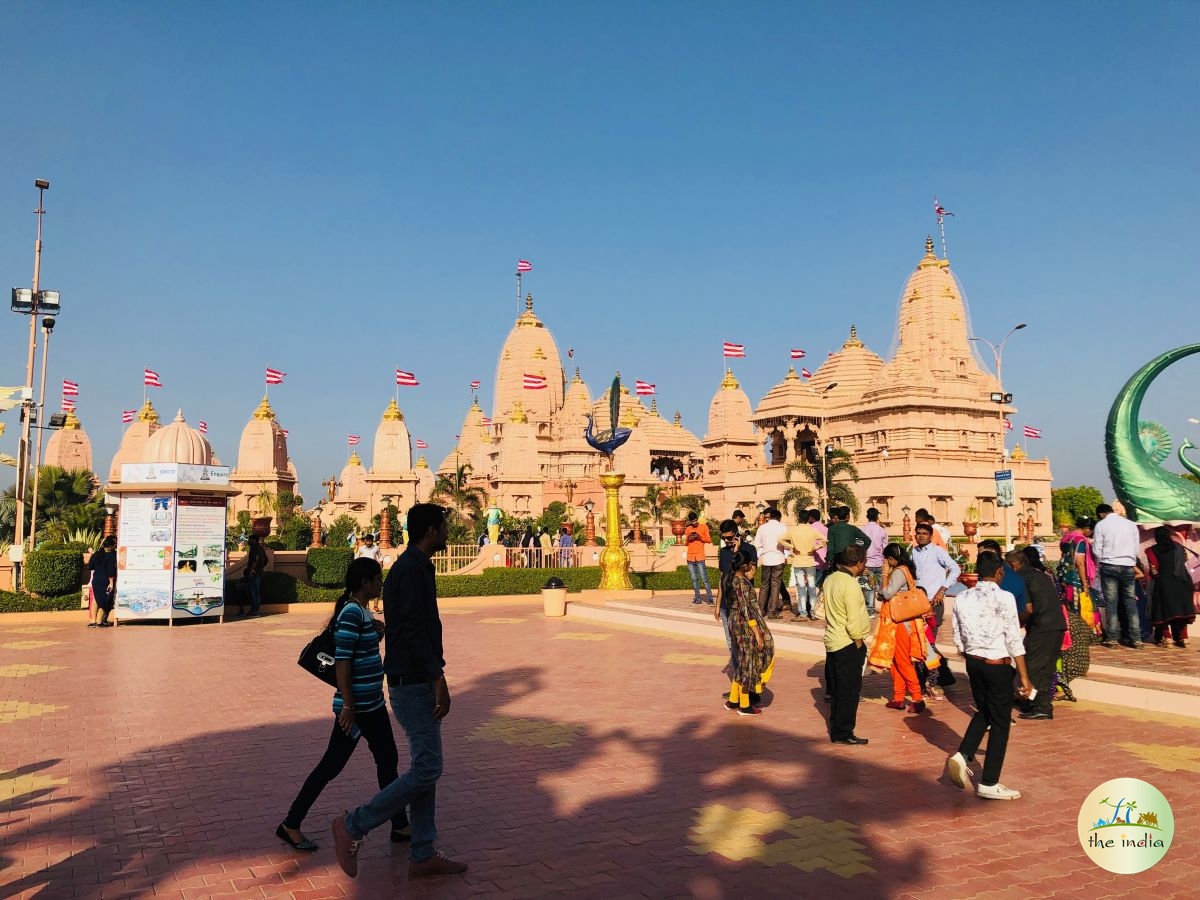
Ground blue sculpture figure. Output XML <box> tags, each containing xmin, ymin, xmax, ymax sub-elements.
<box><xmin>585</xmin><ymin>375</ymin><xmax>633</xmax><ymax>469</ymax></box>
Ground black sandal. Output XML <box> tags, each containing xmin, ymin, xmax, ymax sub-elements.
<box><xmin>276</xmin><ymin>824</ymin><xmax>318</xmax><ymax>852</ymax></box>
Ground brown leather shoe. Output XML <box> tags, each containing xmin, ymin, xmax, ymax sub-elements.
<box><xmin>331</xmin><ymin>813</ymin><xmax>361</xmax><ymax>878</ymax></box>
<box><xmin>409</xmin><ymin>851</ymin><xmax>468</xmax><ymax>878</ymax></box>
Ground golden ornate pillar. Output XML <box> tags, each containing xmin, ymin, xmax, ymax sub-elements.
<box><xmin>599</xmin><ymin>472</ymin><xmax>631</xmax><ymax>590</ymax></box>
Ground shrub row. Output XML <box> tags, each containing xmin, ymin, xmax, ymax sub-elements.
<box><xmin>0</xmin><ymin>590</ymin><xmax>82</xmax><ymax>613</ymax></box>
<box><xmin>24</xmin><ymin>548</ymin><xmax>85</xmax><ymax>597</ymax></box>
<box><xmin>307</xmin><ymin>547</ymin><xmax>354</xmax><ymax>587</ymax></box>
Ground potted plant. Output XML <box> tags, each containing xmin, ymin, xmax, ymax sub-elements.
<box><xmin>962</xmin><ymin>504</ymin><xmax>980</xmax><ymax>541</ymax></box>
<box><xmin>958</xmin><ymin>558</ymin><xmax>978</xmax><ymax>588</ymax></box>
<box><xmin>252</xmin><ymin>489</ymin><xmax>277</xmax><ymax>537</ymax></box>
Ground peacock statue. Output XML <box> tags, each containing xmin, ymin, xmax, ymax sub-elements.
<box><xmin>1106</xmin><ymin>344</ymin><xmax>1200</xmax><ymax>522</ymax></box>
<box><xmin>585</xmin><ymin>374</ymin><xmax>633</xmax><ymax>469</ymax></box>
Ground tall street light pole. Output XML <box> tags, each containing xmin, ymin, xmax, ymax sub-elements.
<box><xmin>14</xmin><ymin>180</ymin><xmax>50</xmax><ymax>554</ymax></box>
<box><xmin>28</xmin><ymin>316</ymin><xmax>57</xmax><ymax>548</ymax></box>
<box><xmin>817</xmin><ymin>382</ymin><xmax>838</xmax><ymax>519</ymax></box>
<box><xmin>970</xmin><ymin>323</ymin><xmax>1027</xmax><ymax>550</ymax></box>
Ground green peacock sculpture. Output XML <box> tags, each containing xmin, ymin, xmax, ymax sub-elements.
<box><xmin>1106</xmin><ymin>343</ymin><xmax>1200</xmax><ymax>522</ymax></box>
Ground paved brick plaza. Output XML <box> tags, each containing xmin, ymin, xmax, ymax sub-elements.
<box><xmin>2</xmin><ymin>602</ymin><xmax>1198</xmax><ymax>899</ymax></box>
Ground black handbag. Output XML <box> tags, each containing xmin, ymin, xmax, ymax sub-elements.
<box><xmin>297</xmin><ymin>609</ymin><xmax>366</xmax><ymax>687</ymax></box>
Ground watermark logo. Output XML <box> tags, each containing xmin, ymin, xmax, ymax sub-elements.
<box><xmin>1077</xmin><ymin>778</ymin><xmax>1173</xmax><ymax>874</ymax></box>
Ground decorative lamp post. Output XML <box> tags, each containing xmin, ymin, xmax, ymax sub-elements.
<box><xmin>1025</xmin><ymin>506</ymin><xmax>1037</xmax><ymax>543</ymax></box>
<box><xmin>103</xmin><ymin>500</ymin><xmax>118</xmax><ymax>540</ymax></box>
<box><xmin>583</xmin><ymin>498</ymin><xmax>596</xmax><ymax>546</ymax></box>
<box><xmin>971</xmin><ymin>323</ymin><xmax>1027</xmax><ymax>550</ymax></box>
<box><xmin>598</xmin><ymin>473</ymin><xmax>631</xmax><ymax>589</ymax></box>
<box><xmin>310</xmin><ymin>511</ymin><xmax>324</xmax><ymax>547</ymax></box>
<box><xmin>902</xmin><ymin>505</ymin><xmax>913</xmax><ymax>544</ymax></box>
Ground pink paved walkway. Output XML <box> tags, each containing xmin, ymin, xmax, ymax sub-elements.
<box><xmin>2</xmin><ymin>604</ymin><xmax>1198</xmax><ymax>898</ymax></box>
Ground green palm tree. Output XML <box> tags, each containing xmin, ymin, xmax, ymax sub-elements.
<box><xmin>781</xmin><ymin>449</ymin><xmax>861</xmax><ymax>521</ymax></box>
<box><xmin>431</xmin><ymin>463</ymin><xmax>487</xmax><ymax>525</ymax></box>
<box><xmin>32</xmin><ymin>466</ymin><xmax>104</xmax><ymax>543</ymax></box>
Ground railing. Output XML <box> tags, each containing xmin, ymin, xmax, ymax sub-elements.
<box><xmin>429</xmin><ymin>544</ymin><xmax>484</xmax><ymax>574</ymax></box>
<box><xmin>500</xmin><ymin>546</ymin><xmax>598</xmax><ymax>569</ymax></box>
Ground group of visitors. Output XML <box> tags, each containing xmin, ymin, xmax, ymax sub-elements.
<box><xmin>480</xmin><ymin>524</ymin><xmax>577</xmax><ymax>568</ymax></box>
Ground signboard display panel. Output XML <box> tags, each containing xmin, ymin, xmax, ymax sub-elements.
<box><xmin>115</xmin><ymin>495</ymin><xmax>175</xmax><ymax>619</ymax></box>
<box><xmin>173</xmin><ymin>496</ymin><xmax>227</xmax><ymax>617</ymax></box>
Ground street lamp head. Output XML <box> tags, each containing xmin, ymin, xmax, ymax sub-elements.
<box><xmin>41</xmin><ymin>317</ymin><xmax>55</xmax><ymax>331</ymax></box>
<box><xmin>990</xmin><ymin>392</ymin><xmax>1004</xmax><ymax>403</ymax></box>
<box><xmin>34</xmin><ymin>179</ymin><xmax>49</xmax><ymax>191</ymax></box>
<box><xmin>583</xmin><ymin>499</ymin><xmax>595</xmax><ymax>514</ymax></box>
<box><xmin>1014</xmin><ymin>323</ymin><xmax>1027</xmax><ymax>330</ymax></box>
<box><xmin>48</xmin><ymin>413</ymin><xmax>67</xmax><ymax>428</ymax></box>
<box><xmin>823</xmin><ymin>382</ymin><xmax>838</xmax><ymax>393</ymax></box>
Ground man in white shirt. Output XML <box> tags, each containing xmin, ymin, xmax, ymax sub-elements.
<box><xmin>1090</xmin><ymin>503</ymin><xmax>1143</xmax><ymax>648</ymax></box>
<box><xmin>946</xmin><ymin>554</ymin><xmax>1033</xmax><ymax>800</ymax></box>
<box><xmin>754</xmin><ymin>507</ymin><xmax>788</xmax><ymax>620</ymax></box>
<box><xmin>911</xmin><ymin>524</ymin><xmax>961</xmax><ymax>630</ymax></box>
<box><xmin>861</xmin><ymin>508</ymin><xmax>888</xmax><ymax>613</ymax></box>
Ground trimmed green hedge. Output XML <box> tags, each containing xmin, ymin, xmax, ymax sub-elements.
<box><xmin>439</xmin><ymin>567</ymin><xmax>601</xmax><ymax>597</ymax></box>
<box><xmin>630</xmin><ymin>565</ymin><xmax>721</xmax><ymax>591</ymax></box>
<box><xmin>307</xmin><ymin>547</ymin><xmax>354</xmax><ymax>587</ymax></box>
<box><xmin>0</xmin><ymin>590</ymin><xmax>82</xmax><ymax>613</ymax></box>
<box><xmin>25</xmin><ymin>548</ymin><xmax>85</xmax><ymax>597</ymax></box>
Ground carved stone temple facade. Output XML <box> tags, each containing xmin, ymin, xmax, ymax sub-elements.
<box><xmin>437</xmin><ymin>238</ymin><xmax>1053</xmax><ymax>535</ymax></box>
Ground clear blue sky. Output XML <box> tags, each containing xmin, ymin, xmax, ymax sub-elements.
<box><xmin>2</xmin><ymin>2</ymin><xmax>1198</xmax><ymax>502</ymax></box>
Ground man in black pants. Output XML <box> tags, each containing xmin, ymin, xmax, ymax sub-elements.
<box><xmin>946</xmin><ymin>554</ymin><xmax>1033</xmax><ymax>800</ymax></box>
<box><xmin>1008</xmin><ymin>550</ymin><xmax>1065</xmax><ymax>720</ymax></box>
<box><xmin>822</xmin><ymin>546</ymin><xmax>871</xmax><ymax>745</ymax></box>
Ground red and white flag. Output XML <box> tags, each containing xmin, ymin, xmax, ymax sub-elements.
<box><xmin>62</xmin><ymin>398</ymin><xmax>76</xmax><ymax>411</ymax></box>
<box><xmin>144</xmin><ymin>368</ymin><xmax>162</xmax><ymax>387</ymax></box>
<box><xmin>516</xmin><ymin>259</ymin><xmax>533</xmax><ymax>273</ymax></box>
<box><xmin>62</xmin><ymin>379</ymin><xmax>79</xmax><ymax>396</ymax></box>
<box><xmin>415</xmin><ymin>439</ymin><xmax>428</xmax><ymax>449</ymax></box>
<box><xmin>1004</xmin><ymin>419</ymin><xmax>1013</xmax><ymax>431</ymax></box>
<box><xmin>800</xmin><ymin>368</ymin><xmax>812</xmax><ymax>379</ymax></box>
<box><xmin>790</xmin><ymin>349</ymin><xmax>807</xmax><ymax>360</ymax></box>
<box><xmin>934</xmin><ymin>197</ymin><xmax>955</xmax><ymax>220</ymax></box>
<box><xmin>635</xmin><ymin>380</ymin><xmax>656</xmax><ymax>396</ymax></box>
<box><xmin>470</xmin><ymin>380</ymin><xmax>481</xmax><ymax>390</ymax></box>
<box><xmin>723</xmin><ymin>342</ymin><xmax>746</xmax><ymax>358</ymax></box>
<box><xmin>281</xmin><ymin>428</ymin><xmax>290</xmax><ymax>438</ymax></box>
<box><xmin>481</xmin><ymin>417</ymin><xmax>493</xmax><ymax>426</ymax></box>
<box><xmin>266</xmin><ymin>366</ymin><xmax>286</xmax><ymax>385</ymax></box>
<box><xmin>122</xmin><ymin>409</ymin><xmax>136</xmax><ymax>424</ymax></box>
<box><xmin>1023</xmin><ymin>425</ymin><xmax>1043</xmax><ymax>439</ymax></box>
<box><xmin>523</xmin><ymin>373</ymin><xmax>548</xmax><ymax>390</ymax></box>
<box><xmin>396</xmin><ymin>368</ymin><xmax>420</xmax><ymax>387</ymax></box>
<box><xmin>348</xmin><ymin>434</ymin><xmax>360</xmax><ymax>446</ymax></box>
<box><xmin>198</xmin><ymin>420</ymin><xmax>208</xmax><ymax>435</ymax></box>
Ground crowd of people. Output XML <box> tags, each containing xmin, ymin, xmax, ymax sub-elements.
<box><xmin>709</xmin><ymin>501</ymin><xmax>1197</xmax><ymax>800</ymax></box>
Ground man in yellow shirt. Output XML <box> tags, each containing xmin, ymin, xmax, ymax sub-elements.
<box><xmin>823</xmin><ymin>545</ymin><xmax>871</xmax><ymax>745</ymax></box>
<box><xmin>780</xmin><ymin>517</ymin><xmax>826</xmax><ymax>621</ymax></box>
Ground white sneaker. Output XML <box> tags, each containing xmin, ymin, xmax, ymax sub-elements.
<box><xmin>977</xmin><ymin>782</ymin><xmax>1021</xmax><ymax>801</ymax></box>
<box><xmin>946</xmin><ymin>752</ymin><xmax>971</xmax><ymax>790</ymax></box>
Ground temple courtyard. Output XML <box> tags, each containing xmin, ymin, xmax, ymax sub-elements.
<box><xmin>2</xmin><ymin>599</ymin><xmax>1198</xmax><ymax>899</ymax></box>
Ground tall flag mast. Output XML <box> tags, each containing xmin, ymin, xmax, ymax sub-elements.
<box><xmin>516</xmin><ymin>259</ymin><xmax>532</xmax><ymax>313</ymax></box>
<box><xmin>934</xmin><ymin>196</ymin><xmax>954</xmax><ymax>261</ymax></box>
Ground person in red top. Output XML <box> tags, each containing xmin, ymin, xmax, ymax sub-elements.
<box><xmin>684</xmin><ymin>511</ymin><xmax>714</xmax><ymax>605</ymax></box>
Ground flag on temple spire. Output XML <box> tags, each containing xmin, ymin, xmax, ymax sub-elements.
<box><xmin>396</xmin><ymin>369</ymin><xmax>419</xmax><ymax>386</ymax></box>
<box><xmin>635</xmin><ymin>380</ymin><xmax>656</xmax><ymax>396</ymax></box>
<box><xmin>516</xmin><ymin>259</ymin><xmax>532</xmax><ymax>273</ymax></box>
<box><xmin>800</xmin><ymin>368</ymin><xmax>812</xmax><ymax>379</ymax></box>
<box><xmin>62</xmin><ymin>379</ymin><xmax>79</xmax><ymax>396</ymax></box>
<box><xmin>470</xmin><ymin>380</ymin><xmax>481</xmax><ymax>390</ymax></box>
<box><xmin>266</xmin><ymin>367</ymin><xmax>286</xmax><ymax>385</ymax></box>
<box><xmin>1004</xmin><ymin>419</ymin><xmax>1013</xmax><ymax>431</ymax></box>
<box><xmin>790</xmin><ymin>349</ymin><xmax>806</xmax><ymax>359</ymax></box>
<box><xmin>523</xmin><ymin>373</ymin><xmax>548</xmax><ymax>390</ymax></box>
<box><xmin>348</xmin><ymin>434</ymin><xmax>360</xmax><ymax>446</ymax></box>
<box><xmin>122</xmin><ymin>409</ymin><xmax>136</xmax><ymax>423</ymax></box>
<box><xmin>723</xmin><ymin>342</ymin><xmax>745</xmax><ymax>358</ymax></box>
<box><xmin>415</xmin><ymin>439</ymin><xmax>428</xmax><ymax>449</ymax></box>
<box><xmin>1024</xmin><ymin>425</ymin><xmax>1043</xmax><ymax>439</ymax></box>
<box><xmin>144</xmin><ymin>368</ymin><xmax>162</xmax><ymax>387</ymax></box>
<box><xmin>198</xmin><ymin>420</ymin><xmax>208</xmax><ymax>435</ymax></box>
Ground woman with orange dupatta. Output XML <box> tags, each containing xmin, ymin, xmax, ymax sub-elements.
<box><xmin>869</xmin><ymin>543</ymin><xmax>933</xmax><ymax>713</ymax></box>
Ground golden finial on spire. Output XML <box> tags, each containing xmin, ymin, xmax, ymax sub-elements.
<box><xmin>573</xmin><ymin>366</ymin><xmax>582</xmax><ymax>382</ymax></box>
<box><xmin>252</xmin><ymin>394</ymin><xmax>275</xmax><ymax>421</ymax></box>
<box><xmin>416</xmin><ymin>455</ymin><xmax>429</xmax><ymax>468</ymax></box>
<box><xmin>382</xmin><ymin>398</ymin><xmax>404</xmax><ymax>421</ymax></box>
<box><xmin>925</xmin><ymin>235</ymin><xmax>935</xmax><ymax>255</ymax></box>
<box><xmin>525</xmin><ymin>292</ymin><xmax>534</xmax><ymax>311</ymax></box>
<box><xmin>510</xmin><ymin>401</ymin><xmax>529</xmax><ymax>424</ymax></box>
<box><xmin>674</xmin><ymin>410</ymin><xmax>683</xmax><ymax>426</ymax></box>
<box><xmin>721</xmin><ymin>369</ymin><xmax>740</xmax><ymax>390</ymax></box>
<box><xmin>348</xmin><ymin>451</ymin><xmax>362</xmax><ymax>466</ymax></box>
<box><xmin>650</xmin><ymin>398</ymin><xmax>659</xmax><ymax>414</ymax></box>
<box><xmin>843</xmin><ymin>324</ymin><xmax>864</xmax><ymax>349</ymax></box>
<box><xmin>63</xmin><ymin>409</ymin><xmax>81</xmax><ymax>430</ymax></box>
<box><xmin>785</xmin><ymin>366</ymin><xmax>799</xmax><ymax>380</ymax></box>
<box><xmin>139</xmin><ymin>398</ymin><xmax>160</xmax><ymax>424</ymax></box>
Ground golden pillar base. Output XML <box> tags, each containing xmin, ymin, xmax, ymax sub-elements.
<box><xmin>598</xmin><ymin>472</ymin><xmax>632</xmax><ymax>590</ymax></box>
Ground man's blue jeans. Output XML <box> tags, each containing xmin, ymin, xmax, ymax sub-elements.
<box><xmin>245</xmin><ymin>575</ymin><xmax>262</xmax><ymax>614</ymax></box>
<box><xmin>688</xmin><ymin>561</ymin><xmax>713</xmax><ymax>603</ymax></box>
<box><xmin>791</xmin><ymin>566</ymin><xmax>818</xmax><ymax>616</ymax></box>
<box><xmin>345</xmin><ymin>682</ymin><xmax>442</xmax><ymax>862</ymax></box>
<box><xmin>1100</xmin><ymin>563</ymin><xmax>1141</xmax><ymax>644</ymax></box>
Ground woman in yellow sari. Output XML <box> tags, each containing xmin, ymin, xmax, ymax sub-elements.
<box><xmin>869</xmin><ymin>543</ymin><xmax>933</xmax><ymax>713</ymax></box>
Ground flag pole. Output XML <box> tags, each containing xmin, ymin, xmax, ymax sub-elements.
<box><xmin>516</xmin><ymin>271</ymin><xmax>522</xmax><ymax>314</ymax></box>
<box><xmin>143</xmin><ymin>366</ymin><xmax>147</xmax><ymax>408</ymax></box>
<box><xmin>935</xmin><ymin>196</ymin><xmax>950</xmax><ymax>261</ymax></box>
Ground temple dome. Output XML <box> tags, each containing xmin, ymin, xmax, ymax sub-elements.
<box><xmin>704</xmin><ymin>370</ymin><xmax>757</xmax><ymax>442</ymax></box>
<box><xmin>639</xmin><ymin>399</ymin><xmax>702</xmax><ymax>456</ymax></box>
<box><xmin>372</xmin><ymin>398</ymin><xmax>412</xmax><ymax>475</ymax></box>
<box><xmin>439</xmin><ymin>399</ymin><xmax>488</xmax><ymax>474</ymax></box>
<box><xmin>754</xmin><ymin>366</ymin><xmax>820</xmax><ymax>420</ymax></box>
<box><xmin>44</xmin><ymin>409</ymin><xmax>94</xmax><ymax>473</ymax></box>
<box><xmin>336</xmin><ymin>451</ymin><xmax>368</xmax><ymax>504</ymax></box>
<box><xmin>235</xmin><ymin>395</ymin><xmax>289</xmax><ymax>475</ymax></box>
<box><xmin>556</xmin><ymin>368</ymin><xmax>593</xmax><ymax>445</ymax></box>
<box><xmin>810</xmin><ymin>325</ymin><xmax>885</xmax><ymax>401</ymax></box>
<box><xmin>107</xmin><ymin>399</ymin><xmax>162</xmax><ymax>482</ymax></box>
<box><xmin>492</xmin><ymin>293</ymin><xmax>565</xmax><ymax>425</ymax></box>
<box><xmin>143</xmin><ymin>410</ymin><xmax>214</xmax><ymax>465</ymax></box>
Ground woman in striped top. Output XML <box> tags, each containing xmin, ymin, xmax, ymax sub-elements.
<box><xmin>277</xmin><ymin>557</ymin><xmax>410</xmax><ymax>852</ymax></box>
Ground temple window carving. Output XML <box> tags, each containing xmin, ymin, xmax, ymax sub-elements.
<box><xmin>959</xmin><ymin>430</ymin><xmax>969</xmax><ymax>448</ymax></box>
<box><xmin>926</xmin><ymin>429</ymin><xmax>936</xmax><ymax>447</ymax></box>
<box><xmin>769</xmin><ymin>431</ymin><xmax>786</xmax><ymax>465</ymax></box>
